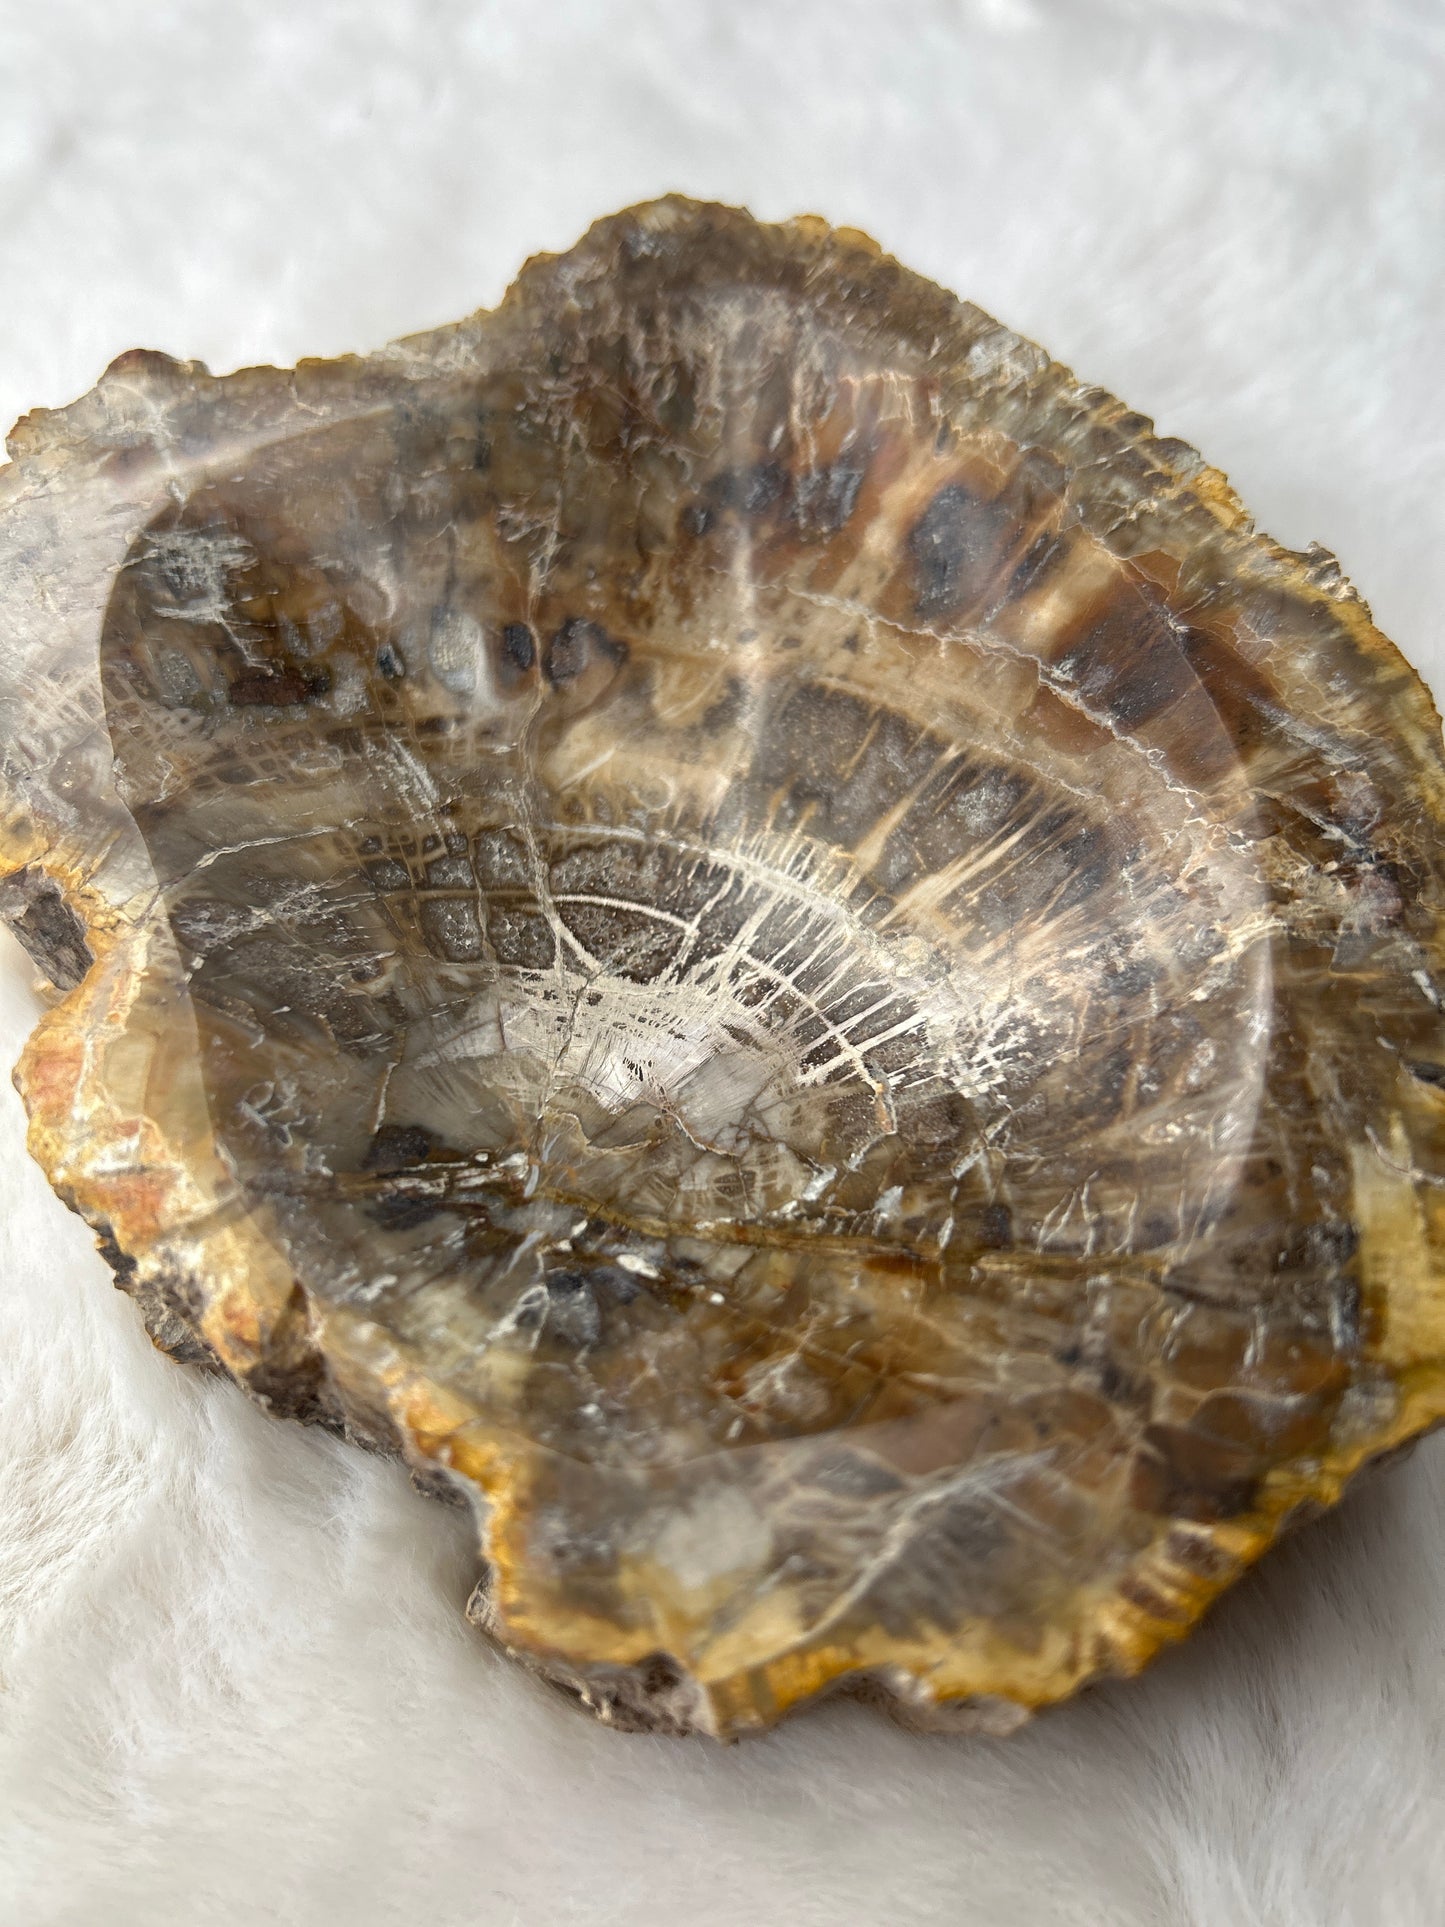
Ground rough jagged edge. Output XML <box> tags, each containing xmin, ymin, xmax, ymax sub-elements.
<box><xmin>3</xmin><ymin>195</ymin><xmax>1444</xmax><ymax>1738</ymax></box>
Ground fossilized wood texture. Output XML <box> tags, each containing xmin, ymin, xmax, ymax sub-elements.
<box><xmin>3</xmin><ymin>197</ymin><xmax>1445</xmax><ymax>1739</ymax></box>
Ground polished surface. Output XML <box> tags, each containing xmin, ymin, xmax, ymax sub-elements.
<box><xmin>4</xmin><ymin>198</ymin><xmax>1445</xmax><ymax>1736</ymax></box>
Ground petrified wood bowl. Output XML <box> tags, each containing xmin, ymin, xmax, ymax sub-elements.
<box><xmin>3</xmin><ymin>199</ymin><xmax>1444</xmax><ymax>1739</ymax></box>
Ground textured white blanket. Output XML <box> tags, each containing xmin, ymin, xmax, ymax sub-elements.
<box><xmin>3</xmin><ymin>3</ymin><xmax>1444</xmax><ymax>1921</ymax></box>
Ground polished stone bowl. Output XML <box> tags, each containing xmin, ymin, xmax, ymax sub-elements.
<box><xmin>3</xmin><ymin>198</ymin><xmax>1444</xmax><ymax>1736</ymax></box>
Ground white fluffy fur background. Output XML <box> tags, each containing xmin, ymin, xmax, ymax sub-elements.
<box><xmin>3</xmin><ymin>4</ymin><xmax>1444</xmax><ymax>1921</ymax></box>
